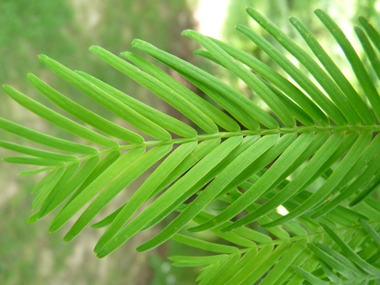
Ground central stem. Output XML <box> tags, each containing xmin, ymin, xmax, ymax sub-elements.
<box><xmin>66</xmin><ymin>124</ymin><xmax>380</xmax><ymax>166</ymax></box>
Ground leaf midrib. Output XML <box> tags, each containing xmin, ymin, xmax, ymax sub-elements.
<box><xmin>43</xmin><ymin>124</ymin><xmax>380</xmax><ymax>170</ymax></box>
<box><xmin>254</xmin><ymin>220</ymin><xmax>380</xmax><ymax>250</ymax></box>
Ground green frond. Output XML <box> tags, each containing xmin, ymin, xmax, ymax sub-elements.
<box><xmin>2</xmin><ymin>6</ymin><xmax>380</xmax><ymax>284</ymax></box>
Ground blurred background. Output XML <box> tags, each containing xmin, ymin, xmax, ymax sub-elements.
<box><xmin>1</xmin><ymin>0</ymin><xmax>379</xmax><ymax>284</ymax></box>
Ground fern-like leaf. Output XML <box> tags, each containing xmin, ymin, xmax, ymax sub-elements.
<box><xmin>2</xmin><ymin>7</ymin><xmax>380</xmax><ymax>284</ymax></box>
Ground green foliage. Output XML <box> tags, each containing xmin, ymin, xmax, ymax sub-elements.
<box><xmin>2</xmin><ymin>7</ymin><xmax>380</xmax><ymax>284</ymax></box>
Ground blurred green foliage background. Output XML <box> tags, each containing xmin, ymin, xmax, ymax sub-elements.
<box><xmin>1</xmin><ymin>0</ymin><xmax>379</xmax><ymax>284</ymax></box>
